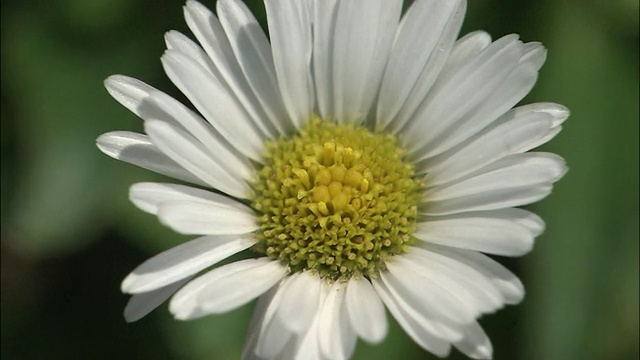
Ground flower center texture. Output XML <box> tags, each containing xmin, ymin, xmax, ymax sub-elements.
<box><xmin>252</xmin><ymin>118</ymin><xmax>421</xmax><ymax>281</ymax></box>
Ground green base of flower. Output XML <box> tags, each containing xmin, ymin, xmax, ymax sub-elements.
<box><xmin>252</xmin><ymin>118</ymin><xmax>421</xmax><ymax>280</ymax></box>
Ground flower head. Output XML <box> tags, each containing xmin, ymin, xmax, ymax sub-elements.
<box><xmin>97</xmin><ymin>0</ymin><xmax>568</xmax><ymax>359</ymax></box>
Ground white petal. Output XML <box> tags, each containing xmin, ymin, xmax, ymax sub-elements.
<box><xmin>106</xmin><ymin>74</ymin><xmax>253</xmax><ymax>182</ymax></box>
<box><xmin>385</xmin><ymin>258</ymin><xmax>477</xmax><ymax>324</ymax></box>
<box><xmin>106</xmin><ymin>74</ymin><xmax>243</xmax><ymax>176</ymax></box>
<box><xmin>426</xmin><ymin>185</ymin><xmax>553</xmax><ymax>216</ymax></box>
<box><xmin>331</xmin><ymin>0</ymin><xmax>402</xmax><ymax>123</ymax></box>
<box><xmin>122</xmin><ymin>234</ymin><xmax>256</xmax><ymax>294</ymax></box>
<box><xmin>402</xmin><ymin>248</ymin><xmax>505</xmax><ymax>314</ymax></box>
<box><xmin>345</xmin><ymin>276</ymin><xmax>387</xmax><ymax>343</ymax></box>
<box><xmin>254</xmin><ymin>283</ymin><xmax>296</xmax><ymax>359</ymax></box>
<box><xmin>124</xmin><ymin>277</ymin><xmax>192</xmax><ymax>322</ymax></box>
<box><xmin>105</xmin><ymin>73</ymin><xmax>252</xmax><ymax>187</ymax></box>
<box><xmin>415</xmin><ymin>209</ymin><xmax>545</xmax><ymax>256</ymax></box>
<box><xmin>289</xmin><ymin>296</ymin><xmax>325</xmax><ymax>360</ymax></box>
<box><xmin>312</xmin><ymin>0</ymin><xmax>339</xmax><ymax>119</ymax></box>
<box><xmin>421</xmin><ymin>111</ymin><xmax>555</xmax><ymax>185</ymax></box>
<box><xmin>276</xmin><ymin>271</ymin><xmax>321</xmax><ymax>332</ymax></box>
<box><xmin>378</xmin><ymin>0</ymin><xmax>466</xmax><ymax>131</ymax></box>
<box><xmin>521</xmin><ymin>42</ymin><xmax>547</xmax><ymax>70</ymax></box>
<box><xmin>425</xmin><ymin>40</ymin><xmax>545</xmax><ymax>154</ymax></box>
<box><xmin>104</xmin><ymin>75</ymin><xmax>155</xmax><ymax>117</ymax></box>
<box><xmin>217</xmin><ymin>0</ymin><xmax>291</xmax><ymax>134</ymax></box>
<box><xmin>424</xmin><ymin>153</ymin><xmax>567</xmax><ymax>215</ymax></box>
<box><xmin>402</xmin><ymin>35</ymin><xmax>524</xmax><ymax>154</ymax></box>
<box><xmin>525</xmin><ymin>102</ymin><xmax>570</xmax><ymax>128</ymax></box>
<box><xmin>511</xmin><ymin>209</ymin><xmax>546</xmax><ymax>236</ymax></box>
<box><xmin>454</xmin><ymin>322</ymin><xmax>493</xmax><ymax>360</ymax></box>
<box><xmin>198</xmin><ymin>259</ymin><xmax>287</xmax><ymax>314</ymax></box>
<box><xmin>161</xmin><ymin>50</ymin><xmax>265</xmax><ymax>160</ymax></box>
<box><xmin>157</xmin><ymin>200</ymin><xmax>257</xmax><ymax>235</ymax></box>
<box><xmin>142</xmin><ymin>89</ymin><xmax>254</xmax><ymax>182</ymax></box>
<box><xmin>520</xmin><ymin>102</ymin><xmax>570</xmax><ymax>149</ymax></box>
<box><xmin>424</xmin><ymin>244</ymin><xmax>525</xmax><ymax>304</ymax></box>
<box><xmin>372</xmin><ymin>277</ymin><xmax>453</xmax><ymax>357</ymax></box>
<box><xmin>318</xmin><ymin>282</ymin><xmax>358</xmax><ymax>360</ymax></box>
<box><xmin>441</xmin><ymin>31</ymin><xmax>493</xmax><ymax>76</ymax></box>
<box><xmin>421</xmin><ymin>102</ymin><xmax>569</xmax><ymax>180</ymax></box>
<box><xmin>183</xmin><ymin>0</ymin><xmax>279</xmax><ymax>139</ymax></box>
<box><xmin>242</xmin><ymin>286</ymin><xmax>281</xmax><ymax>360</ymax></box>
<box><xmin>96</xmin><ymin>131</ymin><xmax>204</xmax><ymax>185</ymax></box>
<box><xmin>264</xmin><ymin>0</ymin><xmax>314</xmax><ymax>129</ymax></box>
<box><xmin>144</xmin><ymin>119</ymin><xmax>251</xmax><ymax>199</ymax></box>
<box><xmin>164</xmin><ymin>30</ymin><xmax>215</xmax><ymax>74</ymax></box>
<box><xmin>418</xmin><ymin>63</ymin><xmax>539</xmax><ymax>158</ymax></box>
<box><xmin>170</xmin><ymin>258</ymin><xmax>286</xmax><ymax>319</ymax></box>
<box><xmin>433</xmin><ymin>34</ymin><xmax>518</xmax><ymax>92</ymax></box>
<box><xmin>129</xmin><ymin>182</ymin><xmax>250</xmax><ymax>215</ymax></box>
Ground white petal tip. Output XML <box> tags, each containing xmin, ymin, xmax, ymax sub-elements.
<box><xmin>120</xmin><ymin>274</ymin><xmax>158</xmax><ymax>295</ymax></box>
<box><xmin>169</xmin><ymin>302</ymin><xmax>197</xmax><ymax>321</ymax></box>
<box><xmin>123</xmin><ymin>313</ymin><xmax>139</xmax><ymax>323</ymax></box>
<box><xmin>95</xmin><ymin>132</ymin><xmax>126</xmax><ymax>157</ymax></box>
<box><xmin>465</xmin><ymin>344</ymin><xmax>493</xmax><ymax>360</ymax></box>
<box><xmin>171</xmin><ymin>311</ymin><xmax>191</xmax><ymax>321</ymax></box>
<box><xmin>364</xmin><ymin>330</ymin><xmax>388</xmax><ymax>345</ymax></box>
<box><xmin>104</xmin><ymin>74</ymin><xmax>126</xmax><ymax>88</ymax></box>
<box><xmin>95</xmin><ymin>134</ymin><xmax>111</xmax><ymax>153</ymax></box>
<box><xmin>120</xmin><ymin>276</ymin><xmax>138</xmax><ymax>294</ymax></box>
<box><xmin>123</xmin><ymin>302</ymin><xmax>149</xmax><ymax>323</ymax></box>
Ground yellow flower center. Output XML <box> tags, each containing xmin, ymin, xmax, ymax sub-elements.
<box><xmin>251</xmin><ymin>118</ymin><xmax>421</xmax><ymax>280</ymax></box>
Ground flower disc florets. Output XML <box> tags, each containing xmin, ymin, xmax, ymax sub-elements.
<box><xmin>252</xmin><ymin>118</ymin><xmax>421</xmax><ymax>280</ymax></box>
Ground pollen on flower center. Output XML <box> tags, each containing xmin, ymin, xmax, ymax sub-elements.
<box><xmin>251</xmin><ymin>118</ymin><xmax>421</xmax><ymax>280</ymax></box>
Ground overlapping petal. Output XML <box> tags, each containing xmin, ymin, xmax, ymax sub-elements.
<box><xmin>423</xmin><ymin>152</ymin><xmax>566</xmax><ymax>215</ymax></box>
<box><xmin>329</xmin><ymin>0</ymin><xmax>402</xmax><ymax>123</ymax></box>
<box><xmin>317</xmin><ymin>282</ymin><xmax>358</xmax><ymax>360</ymax></box>
<box><xmin>264</xmin><ymin>0</ymin><xmax>315</xmax><ymax>129</ymax></box>
<box><xmin>144</xmin><ymin>119</ymin><xmax>252</xmax><ymax>198</ymax></box>
<box><xmin>124</xmin><ymin>277</ymin><xmax>192</xmax><ymax>322</ymax></box>
<box><xmin>183</xmin><ymin>0</ymin><xmax>281</xmax><ymax>139</ymax></box>
<box><xmin>170</xmin><ymin>258</ymin><xmax>287</xmax><ymax>320</ymax></box>
<box><xmin>377</xmin><ymin>0</ymin><xmax>466</xmax><ymax>131</ymax></box>
<box><xmin>416</xmin><ymin>209</ymin><xmax>544</xmax><ymax>256</ymax></box>
<box><xmin>345</xmin><ymin>277</ymin><xmax>387</xmax><ymax>343</ymax></box>
<box><xmin>96</xmin><ymin>131</ymin><xmax>204</xmax><ymax>185</ymax></box>
<box><xmin>402</xmin><ymin>35</ymin><xmax>525</xmax><ymax>155</ymax></box>
<box><xmin>122</xmin><ymin>234</ymin><xmax>256</xmax><ymax>294</ymax></box>
<box><xmin>217</xmin><ymin>0</ymin><xmax>291</xmax><ymax>134</ymax></box>
<box><xmin>157</xmin><ymin>200</ymin><xmax>257</xmax><ymax>235</ymax></box>
<box><xmin>372</xmin><ymin>277</ymin><xmax>454</xmax><ymax>357</ymax></box>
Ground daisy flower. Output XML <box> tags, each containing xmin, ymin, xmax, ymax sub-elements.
<box><xmin>97</xmin><ymin>0</ymin><xmax>568</xmax><ymax>359</ymax></box>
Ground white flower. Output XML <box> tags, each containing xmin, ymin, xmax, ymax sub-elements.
<box><xmin>96</xmin><ymin>0</ymin><xmax>568</xmax><ymax>359</ymax></box>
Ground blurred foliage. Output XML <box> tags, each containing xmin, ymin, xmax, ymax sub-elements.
<box><xmin>1</xmin><ymin>0</ymin><xmax>638</xmax><ymax>359</ymax></box>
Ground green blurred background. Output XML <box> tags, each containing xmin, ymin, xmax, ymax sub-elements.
<box><xmin>1</xmin><ymin>0</ymin><xmax>638</xmax><ymax>359</ymax></box>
